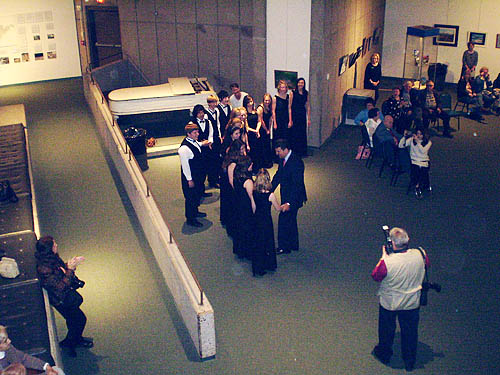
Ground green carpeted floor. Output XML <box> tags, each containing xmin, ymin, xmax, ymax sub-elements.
<box><xmin>1</xmin><ymin>78</ymin><xmax>499</xmax><ymax>374</ymax></box>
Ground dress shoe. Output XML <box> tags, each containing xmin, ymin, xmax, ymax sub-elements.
<box><xmin>253</xmin><ymin>270</ymin><xmax>267</xmax><ymax>277</ymax></box>
<box><xmin>186</xmin><ymin>219</ymin><xmax>203</xmax><ymax>227</ymax></box>
<box><xmin>405</xmin><ymin>362</ymin><xmax>415</xmax><ymax>372</ymax></box>
<box><xmin>209</xmin><ymin>183</ymin><xmax>220</xmax><ymax>189</ymax></box>
<box><xmin>78</xmin><ymin>337</ymin><xmax>94</xmax><ymax>348</ymax></box>
<box><xmin>276</xmin><ymin>248</ymin><xmax>291</xmax><ymax>255</ymax></box>
<box><xmin>442</xmin><ymin>132</ymin><xmax>453</xmax><ymax>138</ymax></box>
<box><xmin>202</xmin><ymin>192</ymin><xmax>213</xmax><ymax>197</ymax></box>
<box><xmin>196</xmin><ymin>211</ymin><xmax>207</xmax><ymax>217</ymax></box>
<box><xmin>59</xmin><ymin>341</ymin><xmax>77</xmax><ymax>357</ymax></box>
<box><xmin>371</xmin><ymin>348</ymin><xmax>390</xmax><ymax>365</ymax></box>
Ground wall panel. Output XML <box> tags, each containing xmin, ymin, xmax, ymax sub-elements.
<box><xmin>176</xmin><ymin>24</ymin><xmax>198</xmax><ymax>77</ymax></box>
<box><xmin>138</xmin><ymin>22</ymin><xmax>159</xmax><ymax>83</ymax></box>
<box><xmin>157</xmin><ymin>22</ymin><xmax>179</xmax><ymax>81</ymax></box>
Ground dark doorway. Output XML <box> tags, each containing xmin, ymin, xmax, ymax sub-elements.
<box><xmin>86</xmin><ymin>6</ymin><xmax>122</xmax><ymax>69</ymax></box>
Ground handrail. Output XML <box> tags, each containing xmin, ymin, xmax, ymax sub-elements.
<box><xmin>85</xmin><ymin>70</ymin><xmax>204</xmax><ymax>305</ymax></box>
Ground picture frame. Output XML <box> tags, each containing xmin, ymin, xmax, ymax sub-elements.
<box><xmin>274</xmin><ymin>70</ymin><xmax>298</xmax><ymax>89</ymax></box>
<box><xmin>496</xmin><ymin>34</ymin><xmax>500</xmax><ymax>49</ymax></box>
<box><xmin>338</xmin><ymin>55</ymin><xmax>348</xmax><ymax>76</ymax></box>
<box><xmin>433</xmin><ymin>24</ymin><xmax>459</xmax><ymax>47</ymax></box>
<box><xmin>469</xmin><ymin>32</ymin><xmax>486</xmax><ymax>46</ymax></box>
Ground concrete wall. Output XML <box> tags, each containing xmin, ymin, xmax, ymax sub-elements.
<box><xmin>311</xmin><ymin>0</ymin><xmax>386</xmax><ymax>144</ymax></box>
<box><xmin>78</xmin><ymin>0</ymin><xmax>266</xmax><ymax>97</ymax></box>
<box><xmin>383</xmin><ymin>0</ymin><xmax>500</xmax><ymax>83</ymax></box>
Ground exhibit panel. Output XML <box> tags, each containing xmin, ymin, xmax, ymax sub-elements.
<box><xmin>0</xmin><ymin>0</ymin><xmax>81</xmax><ymax>86</ymax></box>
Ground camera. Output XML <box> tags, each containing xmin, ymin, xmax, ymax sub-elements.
<box><xmin>420</xmin><ymin>282</ymin><xmax>441</xmax><ymax>306</ymax></box>
<box><xmin>71</xmin><ymin>275</ymin><xmax>85</xmax><ymax>289</ymax></box>
<box><xmin>382</xmin><ymin>225</ymin><xmax>393</xmax><ymax>254</ymax></box>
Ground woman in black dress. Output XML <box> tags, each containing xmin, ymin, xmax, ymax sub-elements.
<box><xmin>364</xmin><ymin>53</ymin><xmax>382</xmax><ymax>102</ymax></box>
<box><xmin>290</xmin><ymin>78</ymin><xmax>311</xmax><ymax>157</ymax></box>
<box><xmin>243</xmin><ymin>95</ymin><xmax>262</xmax><ymax>172</ymax></box>
<box><xmin>253</xmin><ymin>169</ymin><xmax>282</xmax><ymax>276</ymax></box>
<box><xmin>233</xmin><ymin>157</ymin><xmax>256</xmax><ymax>260</ymax></box>
<box><xmin>272</xmin><ymin>80</ymin><xmax>293</xmax><ymax>143</ymax></box>
<box><xmin>220</xmin><ymin>138</ymin><xmax>244</xmax><ymax>231</ymax></box>
<box><xmin>257</xmin><ymin>93</ymin><xmax>273</xmax><ymax>168</ymax></box>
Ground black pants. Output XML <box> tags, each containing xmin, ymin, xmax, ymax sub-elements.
<box><xmin>374</xmin><ymin>305</ymin><xmax>420</xmax><ymax>367</ymax></box>
<box><xmin>182</xmin><ymin>178</ymin><xmax>203</xmax><ymax>220</ymax></box>
<box><xmin>278</xmin><ymin>208</ymin><xmax>299</xmax><ymax>251</ymax></box>
<box><xmin>410</xmin><ymin>164</ymin><xmax>430</xmax><ymax>189</ymax></box>
<box><xmin>422</xmin><ymin>108</ymin><xmax>450</xmax><ymax>133</ymax></box>
<box><xmin>54</xmin><ymin>303</ymin><xmax>87</xmax><ymax>347</ymax></box>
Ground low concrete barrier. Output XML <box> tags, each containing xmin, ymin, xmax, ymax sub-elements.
<box><xmin>83</xmin><ymin>75</ymin><xmax>216</xmax><ymax>359</ymax></box>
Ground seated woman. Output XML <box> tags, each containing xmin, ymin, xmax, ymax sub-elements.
<box><xmin>457</xmin><ymin>71</ymin><xmax>481</xmax><ymax>114</ymax></box>
<box><xmin>473</xmin><ymin>66</ymin><xmax>495</xmax><ymax>111</ymax></box>
<box><xmin>382</xmin><ymin>87</ymin><xmax>405</xmax><ymax>133</ymax></box>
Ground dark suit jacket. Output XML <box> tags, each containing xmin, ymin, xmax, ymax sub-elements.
<box><xmin>271</xmin><ymin>151</ymin><xmax>307</xmax><ymax>209</ymax></box>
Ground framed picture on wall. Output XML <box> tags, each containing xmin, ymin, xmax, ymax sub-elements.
<box><xmin>338</xmin><ymin>55</ymin><xmax>348</xmax><ymax>76</ymax></box>
<box><xmin>469</xmin><ymin>32</ymin><xmax>486</xmax><ymax>46</ymax></box>
<box><xmin>496</xmin><ymin>34</ymin><xmax>500</xmax><ymax>49</ymax></box>
<box><xmin>274</xmin><ymin>70</ymin><xmax>298</xmax><ymax>89</ymax></box>
<box><xmin>433</xmin><ymin>24</ymin><xmax>459</xmax><ymax>47</ymax></box>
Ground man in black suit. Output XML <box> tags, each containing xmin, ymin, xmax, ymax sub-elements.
<box><xmin>272</xmin><ymin>139</ymin><xmax>307</xmax><ymax>254</ymax></box>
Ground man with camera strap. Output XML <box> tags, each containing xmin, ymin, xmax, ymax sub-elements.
<box><xmin>371</xmin><ymin>227</ymin><xmax>430</xmax><ymax>372</ymax></box>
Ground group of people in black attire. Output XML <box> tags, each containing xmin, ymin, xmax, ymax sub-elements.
<box><xmin>179</xmin><ymin>81</ymin><xmax>309</xmax><ymax>276</ymax></box>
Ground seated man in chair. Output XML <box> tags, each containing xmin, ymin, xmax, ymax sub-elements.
<box><xmin>418</xmin><ymin>81</ymin><xmax>452</xmax><ymax>138</ymax></box>
<box><xmin>374</xmin><ymin>115</ymin><xmax>402</xmax><ymax>166</ymax></box>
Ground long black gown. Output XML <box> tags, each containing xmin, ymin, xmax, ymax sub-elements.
<box><xmin>233</xmin><ymin>177</ymin><xmax>255</xmax><ymax>259</ymax></box>
<box><xmin>253</xmin><ymin>191</ymin><xmax>277</xmax><ymax>274</ymax></box>
<box><xmin>274</xmin><ymin>94</ymin><xmax>289</xmax><ymax>141</ymax></box>
<box><xmin>258</xmin><ymin>105</ymin><xmax>273</xmax><ymax>168</ymax></box>
<box><xmin>291</xmin><ymin>90</ymin><xmax>308</xmax><ymax>157</ymax></box>
<box><xmin>247</xmin><ymin>111</ymin><xmax>262</xmax><ymax>171</ymax></box>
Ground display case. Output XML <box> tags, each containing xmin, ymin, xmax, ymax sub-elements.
<box><xmin>403</xmin><ymin>25</ymin><xmax>439</xmax><ymax>86</ymax></box>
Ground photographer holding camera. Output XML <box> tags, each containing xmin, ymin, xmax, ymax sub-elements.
<box><xmin>371</xmin><ymin>227</ymin><xmax>429</xmax><ymax>372</ymax></box>
<box><xmin>36</xmin><ymin>236</ymin><xmax>93</xmax><ymax>357</ymax></box>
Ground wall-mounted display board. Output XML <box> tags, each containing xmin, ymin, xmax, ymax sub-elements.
<box><xmin>0</xmin><ymin>0</ymin><xmax>80</xmax><ymax>86</ymax></box>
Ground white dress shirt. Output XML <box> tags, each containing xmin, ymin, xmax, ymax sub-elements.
<box><xmin>178</xmin><ymin>137</ymin><xmax>201</xmax><ymax>181</ymax></box>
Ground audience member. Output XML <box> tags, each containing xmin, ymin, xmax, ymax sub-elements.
<box><xmin>290</xmin><ymin>77</ymin><xmax>311</xmax><ymax>157</ymax></box>
<box><xmin>457</xmin><ymin>71</ymin><xmax>481</xmax><ymax>114</ymax></box>
<box><xmin>252</xmin><ymin>169</ymin><xmax>281</xmax><ymax>276</ymax></box>
<box><xmin>473</xmin><ymin>67</ymin><xmax>496</xmax><ymax>111</ymax></box>
<box><xmin>418</xmin><ymin>80</ymin><xmax>452</xmax><ymax>138</ymax></box>
<box><xmin>382</xmin><ymin>87</ymin><xmax>404</xmax><ymax>133</ymax></box>
<box><xmin>374</xmin><ymin>115</ymin><xmax>402</xmax><ymax>166</ymax></box>
<box><xmin>256</xmin><ymin>93</ymin><xmax>274</xmax><ymax>168</ymax></box>
<box><xmin>229</xmin><ymin>83</ymin><xmax>248</xmax><ymax>108</ymax></box>
<box><xmin>0</xmin><ymin>326</ymin><xmax>59</xmax><ymax>374</ymax></box>
<box><xmin>354</xmin><ymin>98</ymin><xmax>384</xmax><ymax>127</ymax></box>
<box><xmin>35</xmin><ymin>237</ymin><xmax>93</xmax><ymax>358</ymax></box>
<box><xmin>399</xmin><ymin>129</ymin><xmax>432</xmax><ymax>198</ymax></box>
<box><xmin>365</xmin><ymin>107</ymin><xmax>382</xmax><ymax>147</ymax></box>
<box><xmin>400</xmin><ymin>80</ymin><xmax>421</xmax><ymax>129</ymax></box>
<box><xmin>229</xmin><ymin>107</ymin><xmax>249</xmax><ymax>151</ymax></box>
<box><xmin>364</xmin><ymin>53</ymin><xmax>382</xmax><ymax>102</ymax></box>
<box><xmin>462</xmin><ymin>42</ymin><xmax>478</xmax><ymax>76</ymax></box>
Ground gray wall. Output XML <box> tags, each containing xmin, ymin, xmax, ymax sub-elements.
<box><xmin>117</xmin><ymin>0</ymin><xmax>266</xmax><ymax>97</ymax></box>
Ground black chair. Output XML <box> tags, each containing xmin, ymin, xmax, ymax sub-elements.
<box><xmin>439</xmin><ymin>92</ymin><xmax>462</xmax><ymax>131</ymax></box>
<box><xmin>366</xmin><ymin>133</ymin><xmax>383</xmax><ymax>169</ymax></box>
<box><xmin>454</xmin><ymin>97</ymin><xmax>470</xmax><ymax>114</ymax></box>
<box><xmin>390</xmin><ymin>146</ymin><xmax>411</xmax><ymax>187</ymax></box>
<box><xmin>359</xmin><ymin>125</ymin><xmax>371</xmax><ymax>160</ymax></box>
